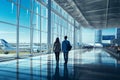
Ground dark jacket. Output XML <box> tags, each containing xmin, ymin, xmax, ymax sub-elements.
<box><xmin>62</xmin><ymin>40</ymin><xmax>71</xmax><ymax>53</ymax></box>
<box><xmin>53</xmin><ymin>42</ymin><xmax>61</xmax><ymax>52</ymax></box>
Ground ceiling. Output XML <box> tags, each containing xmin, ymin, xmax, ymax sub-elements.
<box><xmin>54</xmin><ymin>0</ymin><xmax>120</xmax><ymax>29</ymax></box>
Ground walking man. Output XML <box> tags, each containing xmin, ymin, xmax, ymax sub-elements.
<box><xmin>62</xmin><ymin>36</ymin><xmax>72</xmax><ymax>64</ymax></box>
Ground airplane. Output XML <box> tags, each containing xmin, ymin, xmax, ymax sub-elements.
<box><xmin>89</xmin><ymin>43</ymin><xmax>103</xmax><ymax>48</ymax></box>
<box><xmin>78</xmin><ymin>43</ymin><xmax>92</xmax><ymax>49</ymax></box>
<box><xmin>80</xmin><ymin>43</ymin><xmax>103</xmax><ymax>49</ymax></box>
<box><xmin>81</xmin><ymin>43</ymin><xmax>94</xmax><ymax>49</ymax></box>
<box><xmin>0</xmin><ymin>39</ymin><xmax>47</xmax><ymax>54</ymax></box>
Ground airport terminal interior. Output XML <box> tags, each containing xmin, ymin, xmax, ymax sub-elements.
<box><xmin>0</xmin><ymin>0</ymin><xmax>120</xmax><ymax>80</ymax></box>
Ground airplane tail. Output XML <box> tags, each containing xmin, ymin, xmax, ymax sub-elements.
<box><xmin>0</xmin><ymin>39</ymin><xmax>13</xmax><ymax>48</ymax></box>
<box><xmin>0</xmin><ymin>39</ymin><xmax>14</xmax><ymax>53</ymax></box>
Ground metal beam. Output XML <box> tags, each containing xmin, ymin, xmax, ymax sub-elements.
<box><xmin>85</xmin><ymin>7</ymin><xmax>120</xmax><ymax>13</ymax></box>
<box><xmin>105</xmin><ymin>0</ymin><xmax>109</xmax><ymax>28</ymax></box>
<box><xmin>72</xmin><ymin>0</ymin><xmax>91</xmax><ymax>27</ymax></box>
<box><xmin>86</xmin><ymin>0</ymin><xmax>103</xmax><ymax>4</ymax></box>
<box><xmin>54</xmin><ymin>0</ymin><xmax>91</xmax><ymax>27</ymax></box>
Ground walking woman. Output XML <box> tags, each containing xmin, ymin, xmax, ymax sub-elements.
<box><xmin>53</xmin><ymin>37</ymin><xmax>61</xmax><ymax>63</ymax></box>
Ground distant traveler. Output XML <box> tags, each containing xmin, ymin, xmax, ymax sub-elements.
<box><xmin>62</xmin><ymin>36</ymin><xmax>72</xmax><ymax>64</ymax></box>
<box><xmin>53</xmin><ymin>37</ymin><xmax>61</xmax><ymax>63</ymax></box>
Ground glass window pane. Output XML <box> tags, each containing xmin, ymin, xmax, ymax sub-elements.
<box><xmin>41</xmin><ymin>32</ymin><xmax>48</xmax><ymax>53</ymax></box>
<box><xmin>32</xmin><ymin>14</ymin><xmax>40</xmax><ymax>30</ymax></box>
<box><xmin>54</xmin><ymin>23</ymin><xmax>57</xmax><ymax>34</ymax></box>
<box><xmin>19</xmin><ymin>8</ymin><xmax>30</xmax><ymax>27</ymax></box>
<box><xmin>41</xmin><ymin>0</ymin><xmax>48</xmax><ymax>4</ymax></box>
<box><xmin>34</xmin><ymin>1</ymin><xmax>40</xmax><ymax>15</ymax></box>
<box><xmin>0</xmin><ymin>23</ymin><xmax>16</xmax><ymax>56</ymax></box>
<box><xmin>0</xmin><ymin>1</ymin><xmax>17</xmax><ymax>24</ymax></box>
<box><xmin>53</xmin><ymin>34</ymin><xmax>57</xmax><ymax>42</ymax></box>
<box><xmin>41</xmin><ymin>32</ymin><xmax>47</xmax><ymax>44</ymax></box>
<box><xmin>33</xmin><ymin>30</ymin><xmax>40</xmax><ymax>53</ymax></box>
<box><xmin>19</xmin><ymin>27</ymin><xmax>30</xmax><ymax>56</ymax></box>
<box><xmin>41</xmin><ymin>18</ymin><xmax>48</xmax><ymax>32</ymax></box>
<box><xmin>41</xmin><ymin>5</ymin><xmax>48</xmax><ymax>18</ymax></box>
<box><xmin>12</xmin><ymin>0</ymin><xmax>16</xmax><ymax>2</ymax></box>
<box><xmin>21</xmin><ymin>0</ymin><xmax>30</xmax><ymax>10</ymax></box>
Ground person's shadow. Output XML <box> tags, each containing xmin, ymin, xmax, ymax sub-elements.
<box><xmin>53</xmin><ymin>63</ymin><xmax>70</xmax><ymax>80</ymax></box>
<box><xmin>63</xmin><ymin>63</ymin><xmax>69</xmax><ymax>80</ymax></box>
<box><xmin>52</xmin><ymin>63</ymin><xmax>61</xmax><ymax>80</ymax></box>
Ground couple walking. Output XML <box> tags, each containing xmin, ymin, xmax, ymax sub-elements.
<box><xmin>53</xmin><ymin>36</ymin><xmax>72</xmax><ymax>64</ymax></box>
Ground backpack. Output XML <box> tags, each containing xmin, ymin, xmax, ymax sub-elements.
<box><xmin>65</xmin><ymin>41</ymin><xmax>72</xmax><ymax>51</ymax></box>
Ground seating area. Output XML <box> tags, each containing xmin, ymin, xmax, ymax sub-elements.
<box><xmin>105</xmin><ymin>46</ymin><xmax>120</xmax><ymax>59</ymax></box>
<box><xmin>103</xmin><ymin>38</ymin><xmax>120</xmax><ymax>59</ymax></box>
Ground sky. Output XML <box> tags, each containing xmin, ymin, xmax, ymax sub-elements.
<box><xmin>102</xmin><ymin>28</ymin><xmax>116</xmax><ymax>35</ymax></box>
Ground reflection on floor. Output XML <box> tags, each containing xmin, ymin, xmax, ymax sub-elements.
<box><xmin>0</xmin><ymin>49</ymin><xmax>120</xmax><ymax>80</ymax></box>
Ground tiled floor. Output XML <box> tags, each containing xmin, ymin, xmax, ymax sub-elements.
<box><xmin>0</xmin><ymin>49</ymin><xmax>120</xmax><ymax>80</ymax></box>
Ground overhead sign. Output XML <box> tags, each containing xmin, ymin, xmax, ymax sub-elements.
<box><xmin>102</xmin><ymin>35</ymin><xmax>115</xmax><ymax>40</ymax></box>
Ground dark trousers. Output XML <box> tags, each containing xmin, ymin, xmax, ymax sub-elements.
<box><xmin>64</xmin><ymin>52</ymin><xmax>68</xmax><ymax>63</ymax></box>
<box><xmin>55</xmin><ymin>52</ymin><xmax>60</xmax><ymax>62</ymax></box>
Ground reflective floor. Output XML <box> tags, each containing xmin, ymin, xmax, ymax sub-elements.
<box><xmin>0</xmin><ymin>49</ymin><xmax>120</xmax><ymax>80</ymax></box>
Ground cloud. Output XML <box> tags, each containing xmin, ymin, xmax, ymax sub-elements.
<box><xmin>0</xmin><ymin>31</ymin><xmax>16</xmax><ymax>34</ymax></box>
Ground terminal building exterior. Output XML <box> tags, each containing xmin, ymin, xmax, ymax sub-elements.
<box><xmin>95</xmin><ymin>29</ymin><xmax>102</xmax><ymax>43</ymax></box>
<box><xmin>117</xmin><ymin>28</ymin><xmax>120</xmax><ymax>40</ymax></box>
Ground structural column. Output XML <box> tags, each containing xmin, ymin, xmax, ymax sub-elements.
<box><xmin>73</xmin><ymin>20</ymin><xmax>76</xmax><ymax>49</ymax></box>
<box><xmin>16</xmin><ymin>0</ymin><xmax>21</xmax><ymax>58</ymax></box>
<box><xmin>79</xmin><ymin>26</ymin><xmax>82</xmax><ymax>45</ymax></box>
<box><xmin>47</xmin><ymin>0</ymin><xmax>51</xmax><ymax>53</ymax></box>
<box><xmin>30</xmin><ymin>0</ymin><xmax>34</xmax><ymax>56</ymax></box>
